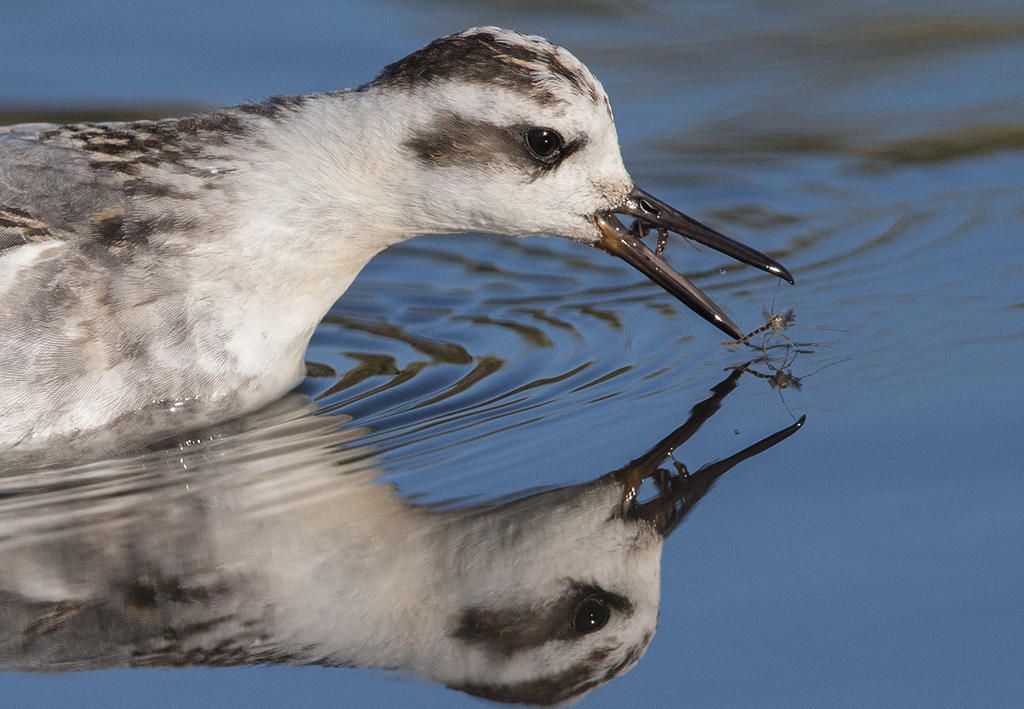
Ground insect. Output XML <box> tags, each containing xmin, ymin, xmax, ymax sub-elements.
<box><xmin>732</xmin><ymin>358</ymin><xmax>803</xmax><ymax>391</ymax></box>
<box><xmin>722</xmin><ymin>307</ymin><xmax>796</xmax><ymax>347</ymax></box>
<box><xmin>730</xmin><ymin>352</ymin><xmax>849</xmax><ymax>421</ymax></box>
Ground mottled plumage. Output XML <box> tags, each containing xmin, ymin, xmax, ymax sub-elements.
<box><xmin>0</xmin><ymin>374</ymin><xmax>802</xmax><ymax>703</ymax></box>
<box><xmin>0</xmin><ymin>27</ymin><xmax>791</xmax><ymax>452</ymax></box>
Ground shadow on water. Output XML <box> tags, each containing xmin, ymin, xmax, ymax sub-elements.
<box><xmin>0</xmin><ymin>369</ymin><xmax>801</xmax><ymax>706</ymax></box>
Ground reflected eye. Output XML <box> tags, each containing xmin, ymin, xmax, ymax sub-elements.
<box><xmin>525</xmin><ymin>128</ymin><xmax>563</xmax><ymax>162</ymax></box>
<box><xmin>572</xmin><ymin>596</ymin><xmax>610</xmax><ymax>634</ymax></box>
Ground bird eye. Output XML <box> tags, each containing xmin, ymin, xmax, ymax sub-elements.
<box><xmin>572</xmin><ymin>596</ymin><xmax>610</xmax><ymax>634</ymax></box>
<box><xmin>525</xmin><ymin>128</ymin><xmax>563</xmax><ymax>162</ymax></box>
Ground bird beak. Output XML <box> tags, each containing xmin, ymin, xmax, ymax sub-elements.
<box><xmin>609</xmin><ymin>368</ymin><xmax>804</xmax><ymax>537</ymax></box>
<box><xmin>594</xmin><ymin>186</ymin><xmax>794</xmax><ymax>340</ymax></box>
<box><xmin>626</xmin><ymin>414</ymin><xmax>804</xmax><ymax>537</ymax></box>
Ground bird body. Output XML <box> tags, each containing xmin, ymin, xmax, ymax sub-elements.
<box><xmin>0</xmin><ymin>375</ymin><xmax>802</xmax><ymax>703</ymax></box>
<box><xmin>0</xmin><ymin>28</ymin><xmax>791</xmax><ymax>450</ymax></box>
<box><xmin>0</xmin><ymin>401</ymin><xmax>664</xmax><ymax>705</ymax></box>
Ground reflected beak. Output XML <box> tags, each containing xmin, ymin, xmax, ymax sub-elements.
<box><xmin>609</xmin><ymin>367</ymin><xmax>804</xmax><ymax>537</ymax></box>
<box><xmin>628</xmin><ymin>414</ymin><xmax>804</xmax><ymax>537</ymax></box>
<box><xmin>594</xmin><ymin>186</ymin><xmax>794</xmax><ymax>340</ymax></box>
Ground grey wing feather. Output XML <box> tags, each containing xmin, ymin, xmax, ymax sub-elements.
<box><xmin>0</xmin><ymin>123</ymin><xmax>129</xmax><ymax>253</ymax></box>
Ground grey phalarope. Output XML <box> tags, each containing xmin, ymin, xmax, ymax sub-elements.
<box><xmin>0</xmin><ymin>27</ymin><xmax>792</xmax><ymax>449</ymax></box>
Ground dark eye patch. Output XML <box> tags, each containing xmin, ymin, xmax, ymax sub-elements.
<box><xmin>404</xmin><ymin>112</ymin><xmax>586</xmax><ymax>179</ymax></box>
<box><xmin>449</xmin><ymin>580</ymin><xmax>634</xmax><ymax>658</ymax></box>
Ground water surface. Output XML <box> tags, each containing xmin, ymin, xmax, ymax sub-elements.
<box><xmin>1</xmin><ymin>1</ymin><xmax>1022</xmax><ymax>707</ymax></box>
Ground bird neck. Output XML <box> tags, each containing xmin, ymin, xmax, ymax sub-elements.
<box><xmin>179</xmin><ymin>89</ymin><xmax>434</xmax><ymax>390</ymax></box>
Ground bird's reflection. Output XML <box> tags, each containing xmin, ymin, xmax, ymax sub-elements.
<box><xmin>0</xmin><ymin>371</ymin><xmax>802</xmax><ymax>705</ymax></box>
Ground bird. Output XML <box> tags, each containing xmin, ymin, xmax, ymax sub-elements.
<box><xmin>0</xmin><ymin>372</ymin><xmax>804</xmax><ymax>704</ymax></box>
<box><xmin>0</xmin><ymin>27</ymin><xmax>792</xmax><ymax>450</ymax></box>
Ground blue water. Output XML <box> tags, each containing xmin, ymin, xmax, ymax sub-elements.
<box><xmin>2</xmin><ymin>1</ymin><xmax>1023</xmax><ymax>707</ymax></box>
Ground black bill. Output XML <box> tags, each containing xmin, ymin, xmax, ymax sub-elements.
<box><xmin>612</xmin><ymin>368</ymin><xmax>805</xmax><ymax>537</ymax></box>
<box><xmin>594</xmin><ymin>186</ymin><xmax>793</xmax><ymax>340</ymax></box>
